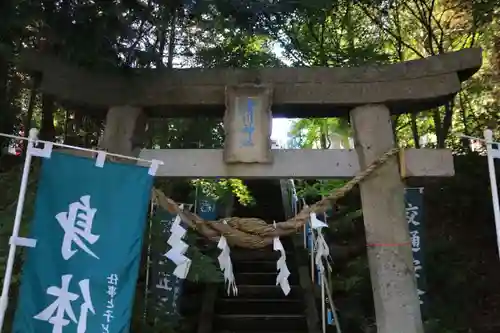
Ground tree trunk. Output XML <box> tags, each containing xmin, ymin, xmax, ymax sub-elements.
<box><xmin>166</xmin><ymin>9</ymin><xmax>178</xmax><ymax>69</ymax></box>
<box><xmin>319</xmin><ymin>131</ymin><xmax>328</xmax><ymax>149</ymax></box>
<box><xmin>434</xmin><ymin>101</ymin><xmax>454</xmax><ymax>148</ymax></box>
<box><xmin>0</xmin><ymin>55</ymin><xmax>13</xmax><ymax>156</ymax></box>
<box><xmin>432</xmin><ymin>108</ymin><xmax>443</xmax><ymax>148</ymax></box>
<box><xmin>440</xmin><ymin>100</ymin><xmax>454</xmax><ymax>148</ymax></box>
<box><xmin>411</xmin><ymin>113</ymin><xmax>420</xmax><ymax>148</ymax></box>
<box><xmin>40</xmin><ymin>94</ymin><xmax>56</xmax><ymax>141</ymax></box>
<box><xmin>23</xmin><ymin>76</ymin><xmax>40</xmax><ymax>136</ymax></box>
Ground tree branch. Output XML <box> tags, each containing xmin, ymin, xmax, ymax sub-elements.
<box><xmin>357</xmin><ymin>3</ymin><xmax>426</xmax><ymax>59</ymax></box>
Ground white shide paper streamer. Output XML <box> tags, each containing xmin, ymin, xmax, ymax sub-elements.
<box><xmin>310</xmin><ymin>212</ymin><xmax>330</xmax><ymax>274</ymax></box>
<box><xmin>273</xmin><ymin>221</ymin><xmax>291</xmax><ymax>295</ymax></box>
<box><xmin>165</xmin><ymin>205</ymin><xmax>192</xmax><ymax>279</ymax></box>
<box><xmin>217</xmin><ymin>220</ymin><xmax>237</xmax><ymax>296</ymax></box>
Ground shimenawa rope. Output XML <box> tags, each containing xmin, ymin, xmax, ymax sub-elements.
<box><xmin>153</xmin><ymin>148</ymin><xmax>400</xmax><ymax>249</ymax></box>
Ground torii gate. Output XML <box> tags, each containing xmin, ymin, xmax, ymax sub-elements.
<box><xmin>20</xmin><ymin>48</ymin><xmax>482</xmax><ymax>333</ymax></box>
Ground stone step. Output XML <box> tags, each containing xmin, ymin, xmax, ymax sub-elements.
<box><xmin>232</xmin><ymin>260</ymin><xmax>297</xmax><ymax>273</ymax></box>
<box><xmin>214</xmin><ymin>314</ymin><xmax>307</xmax><ymax>332</ymax></box>
<box><xmin>234</xmin><ymin>272</ymin><xmax>299</xmax><ymax>285</ymax></box>
<box><xmin>230</xmin><ymin>248</ymin><xmax>296</xmax><ymax>261</ymax></box>
<box><xmin>215</xmin><ymin>298</ymin><xmax>304</xmax><ymax>315</ymax></box>
<box><xmin>230</xmin><ymin>250</ymin><xmax>281</xmax><ymax>261</ymax></box>
<box><xmin>218</xmin><ymin>285</ymin><xmax>301</xmax><ymax>299</ymax></box>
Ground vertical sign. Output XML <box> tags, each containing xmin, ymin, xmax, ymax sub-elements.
<box><xmin>405</xmin><ymin>187</ymin><xmax>427</xmax><ymax>309</ymax></box>
<box><xmin>150</xmin><ymin>208</ymin><xmax>184</xmax><ymax>324</ymax></box>
<box><xmin>13</xmin><ymin>151</ymin><xmax>153</xmax><ymax>333</ymax></box>
<box><xmin>305</xmin><ymin>223</ymin><xmax>313</xmax><ymax>250</ymax></box>
<box><xmin>223</xmin><ymin>85</ymin><xmax>273</xmax><ymax>164</ymax></box>
<box><xmin>196</xmin><ymin>194</ymin><xmax>217</xmax><ymax>221</ymax></box>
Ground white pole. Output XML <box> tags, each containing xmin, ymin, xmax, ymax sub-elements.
<box><xmin>484</xmin><ymin>129</ymin><xmax>500</xmax><ymax>259</ymax></box>
<box><xmin>321</xmin><ymin>272</ymin><xmax>326</xmax><ymax>333</ymax></box>
<box><xmin>0</xmin><ymin>132</ymin><xmax>159</xmax><ymax>165</ymax></box>
<box><xmin>310</xmin><ymin>225</ymin><xmax>316</xmax><ymax>284</ymax></box>
<box><xmin>303</xmin><ymin>200</ymin><xmax>307</xmax><ymax>249</ymax></box>
<box><xmin>0</xmin><ymin>140</ymin><xmax>35</xmax><ymax>330</ymax></box>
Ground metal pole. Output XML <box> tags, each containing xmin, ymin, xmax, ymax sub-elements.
<box><xmin>310</xmin><ymin>223</ymin><xmax>316</xmax><ymax>284</ymax></box>
<box><xmin>321</xmin><ymin>273</ymin><xmax>326</xmax><ymax>333</ymax></box>
<box><xmin>484</xmin><ymin>129</ymin><xmax>500</xmax><ymax>259</ymax></box>
<box><xmin>0</xmin><ymin>140</ymin><xmax>35</xmax><ymax>330</ymax></box>
<box><xmin>302</xmin><ymin>199</ymin><xmax>308</xmax><ymax>248</ymax></box>
<box><xmin>0</xmin><ymin>132</ymin><xmax>160</xmax><ymax>165</ymax></box>
<box><xmin>143</xmin><ymin>200</ymin><xmax>155</xmax><ymax>325</ymax></box>
<box><xmin>323</xmin><ymin>272</ymin><xmax>342</xmax><ymax>333</ymax></box>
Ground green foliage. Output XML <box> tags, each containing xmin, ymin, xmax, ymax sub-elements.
<box><xmin>195</xmin><ymin>33</ymin><xmax>282</xmax><ymax>68</ymax></box>
<box><xmin>185</xmin><ymin>230</ymin><xmax>223</xmax><ymax>283</ymax></box>
<box><xmin>148</xmin><ymin>118</ymin><xmax>225</xmax><ymax>150</ymax></box>
<box><xmin>294</xmin><ymin>179</ymin><xmax>347</xmax><ymax>200</ymax></box>
<box><xmin>289</xmin><ymin>118</ymin><xmax>352</xmax><ymax>149</ymax></box>
<box><xmin>192</xmin><ymin>179</ymin><xmax>255</xmax><ymax>207</ymax></box>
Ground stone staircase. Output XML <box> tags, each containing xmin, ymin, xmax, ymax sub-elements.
<box><xmin>211</xmin><ymin>179</ymin><xmax>310</xmax><ymax>333</ymax></box>
<box><xmin>213</xmin><ymin>243</ymin><xmax>308</xmax><ymax>333</ymax></box>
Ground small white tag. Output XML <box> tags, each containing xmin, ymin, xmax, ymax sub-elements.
<box><xmin>310</xmin><ymin>212</ymin><xmax>328</xmax><ymax>229</ymax></box>
<box><xmin>165</xmin><ymin>249</ymin><xmax>189</xmax><ymax>266</ymax></box>
<box><xmin>491</xmin><ymin>146</ymin><xmax>500</xmax><ymax>159</ymax></box>
<box><xmin>95</xmin><ymin>151</ymin><xmax>106</xmax><ymax>168</ymax></box>
<box><xmin>28</xmin><ymin>142</ymin><xmax>53</xmax><ymax>158</ymax></box>
<box><xmin>173</xmin><ymin>259</ymin><xmax>191</xmax><ymax>279</ymax></box>
<box><xmin>148</xmin><ymin>159</ymin><xmax>162</xmax><ymax>176</ymax></box>
<box><xmin>10</xmin><ymin>236</ymin><xmax>37</xmax><ymax>248</ymax></box>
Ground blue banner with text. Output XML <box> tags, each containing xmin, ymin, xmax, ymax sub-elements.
<box><xmin>405</xmin><ymin>187</ymin><xmax>427</xmax><ymax>309</ymax></box>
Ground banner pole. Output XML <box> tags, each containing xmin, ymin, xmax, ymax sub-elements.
<box><xmin>484</xmin><ymin>129</ymin><xmax>500</xmax><ymax>259</ymax></box>
<box><xmin>0</xmin><ymin>132</ymin><xmax>160</xmax><ymax>166</ymax></box>
<box><xmin>0</xmin><ymin>140</ymin><xmax>35</xmax><ymax>330</ymax></box>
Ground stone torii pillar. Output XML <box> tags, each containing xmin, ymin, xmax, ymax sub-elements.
<box><xmin>18</xmin><ymin>48</ymin><xmax>482</xmax><ymax>333</ymax></box>
<box><xmin>99</xmin><ymin>106</ymin><xmax>147</xmax><ymax>157</ymax></box>
<box><xmin>219</xmin><ymin>95</ymin><xmax>426</xmax><ymax>333</ymax></box>
<box><xmin>351</xmin><ymin>104</ymin><xmax>422</xmax><ymax>332</ymax></box>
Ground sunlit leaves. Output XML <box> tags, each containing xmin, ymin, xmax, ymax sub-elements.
<box><xmin>289</xmin><ymin>118</ymin><xmax>351</xmax><ymax>149</ymax></box>
<box><xmin>192</xmin><ymin>178</ymin><xmax>255</xmax><ymax>206</ymax></box>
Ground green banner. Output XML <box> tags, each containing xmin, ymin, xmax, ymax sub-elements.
<box><xmin>150</xmin><ymin>207</ymin><xmax>184</xmax><ymax>324</ymax></box>
<box><xmin>13</xmin><ymin>152</ymin><xmax>153</xmax><ymax>333</ymax></box>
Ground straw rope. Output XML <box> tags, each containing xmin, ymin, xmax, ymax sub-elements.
<box><xmin>152</xmin><ymin>147</ymin><xmax>400</xmax><ymax>249</ymax></box>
